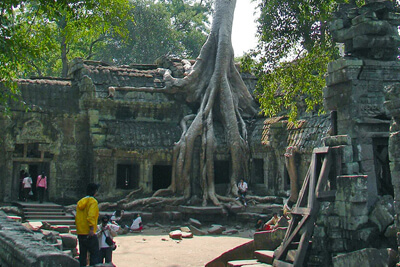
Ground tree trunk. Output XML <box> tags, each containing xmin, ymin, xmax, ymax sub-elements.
<box><xmin>157</xmin><ymin>0</ymin><xmax>258</xmax><ymax>206</ymax></box>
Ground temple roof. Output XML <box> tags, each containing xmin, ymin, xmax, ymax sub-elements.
<box><xmin>262</xmin><ymin>114</ymin><xmax>331</xmax><ymax>153</ymax></box>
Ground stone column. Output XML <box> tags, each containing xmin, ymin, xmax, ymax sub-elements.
<box><xmin>384</xmin><ymin>83</ymin><xmax>400</xmax><ymax>261</ymax></box>
<box><xmin>325</xmin><ymin>0</ymin><xmax>400</xmax><ymax>208</ymax></box>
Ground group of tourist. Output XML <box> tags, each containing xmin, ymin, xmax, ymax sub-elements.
<box><xmin>20</xmin><ymin>170</ymin><xmax>47</xmax><ymax>203</ymax></box>
<box><xmin>74</xmin><ymin>178</ymin><xmax>288</xmax><ymax>266</ymax></box>
<box><xmin>75</xmin><ymin>183</ymin><xmax>144</xmax><ymax>266</ymax></box>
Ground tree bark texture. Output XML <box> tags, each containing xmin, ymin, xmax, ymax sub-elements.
<box><xmin>157</xmin><ymin>0</ymin><xmax>259</xmax><ymax>206</ymax></box>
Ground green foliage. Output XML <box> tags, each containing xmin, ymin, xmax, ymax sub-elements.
<box><xmin>0</xmin><ymin>0</ymin><xmax>133</xmax><ymax>112</ymax></box>
<box><xmin>247</xmin><ymin>0</ymin><xmax>361</xmax><ymax>122</ymax></box>
<box><xmin>96</xmin><ymin>0</ymin><xmax>211</xmax><ymax>64</ymax></box>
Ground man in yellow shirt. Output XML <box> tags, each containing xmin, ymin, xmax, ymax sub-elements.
<box><xmin>75</xmin><ymin>183</ymin><xmax>100</xmax><ymax>266</ymax></box>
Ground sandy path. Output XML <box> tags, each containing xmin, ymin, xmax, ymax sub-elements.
<box><xmin>111</xmin><ymin>229</ymin><xmax>253</xmax><ymax>267</ymax></box>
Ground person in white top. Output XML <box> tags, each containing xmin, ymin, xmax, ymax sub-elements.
<box><xmin>130</xmin><ymin>213</ymin><xmax>143</xmax><ymax>232</ymax></box>
<box><xmin>97</xmin><ymin>215</ymin><xmax>119</xmax><ymax>264</ymax></box>
<box><xmin>237</xmin><ymin>179</ymin><xmax>248</xmax><ymax>206</ymax></box>
<box><xmin>22</xmin><ymin>173</ymin><xmax>33</xmax><ymax>202</ymax></box>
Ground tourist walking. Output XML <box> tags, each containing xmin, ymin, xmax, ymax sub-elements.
<box><xmin>75</xmin><ymin>183</ymin><xmax>100</xmax><ymax>266</ymax></box>
<box><xmin>97</xmin><ymin>215</ymin><xmax>119</xmax><ymax>264</ymax></box>
<box><xmin>22</xmin><ymin>173</ymin><xmax>33</xmax><ymax>202</ymax></box>
<box><xmin>36</xmin><ymin>171</ymin><xmax>47</xmax><ymax>203</ymax></box>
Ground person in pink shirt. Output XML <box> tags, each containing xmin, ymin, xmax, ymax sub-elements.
<box><xmin>36</xmin><ymin>171</ymin><xmax>47</xmax><ymax>203</ymax></box>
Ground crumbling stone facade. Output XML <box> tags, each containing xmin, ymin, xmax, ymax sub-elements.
<box><xmin>307</xmin><ymin>1</ymin><xmax>400</xmax><ymax>265</ymax></box>
<box><xmin>0</xmin><ymin>58</ymin><xmax>271</xmax><ymax>204</ymax></box>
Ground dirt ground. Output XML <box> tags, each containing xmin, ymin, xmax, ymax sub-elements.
<box><xmin>111</xmin><ymin>227</ymin><xmax>254</xmax><ymax>267</ymax></box>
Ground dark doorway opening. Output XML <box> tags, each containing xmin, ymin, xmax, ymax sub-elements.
<box><xmin>283</xmin><ymin>167</ymin><xmax>290</xmax><ymax>191</ymax></box>
<box><xmin>152</xmin><ymin>165</ymin><xmax>172</xmax><ymax>191</ymax></box>
<box><xmin>252</xmin><ymin>159</ymin><xmax>264</xmax><ymax>184</ymax></box>
<box><xmin>373</xmin><ymin>138</ymin><xmax>393</xmax><ymax>197</ymax></box>
<box><xmin>13</xmin><ymin>162</ymin><xmax>49</xmax><ymax>201</ymax></box>
<box><xmin>117</xmin><ymin>164</ymin><xmax>139</xmax><ymax>189</ymax></box>
<box><xmin>214</xmin><ymin>160</ymin><xmax>230</xmax><ymax>184</ymax></box>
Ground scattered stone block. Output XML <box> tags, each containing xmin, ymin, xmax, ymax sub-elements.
<box><xmin>332</xmin><ymin>248</ymin><xmax>398</xmax><ymax>267</ymax></box>
<box><xmin>169</xmin><ymin>230</ymin><xmax>182</xmax><ymax>240</ymax></box>
<box><xmin>222</xmin><ymin>229</ymin><xmax>239</xmax><ymax>235</ymax></box>
<box><xmin>6</xmin><ymin>216</ymin><xmax>22</xmax><ymax>222</ymax></box>
<box><xmin>182</xmin><ymin>232</ymin><xmax>193</xmax><ymax>238</ymax></box>
<box><xmin>189</xmin><ymin>218</ymin><xmax>202</xmax><ymax>228</ymax></box>
<box><xmin>51</xmin><ymin>225</ymin><xmax>70</xmax><ymax>233</ymax></box>
<box><xmin>384</xmin><ymin>224</ymin><xmax>397</xmax><ymax>238</ymax></box>
<box><xmin>188</xmin><ymin>225</ymin><xmax>207</xmax><ymax>236</ymax></box>
<box><xmin>208</xmin><ymin>225</ymin><xmax>226</xmax><ymax>235</ymax></box>
<box><xmin>180</xmin><ymin>226</ymin><xmax>191</xmax><ymax>233</ymax></box>
<box><xmin>59</xmin><ymin>234</ymin><xmax>77</xmax><ymax>250</ymax></box>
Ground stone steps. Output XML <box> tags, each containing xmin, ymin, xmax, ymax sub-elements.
<box><xmin>254</xmin><ymin>250</ymin><xmax>274</xmax><ymax>264</ymax></box>
<box><xmin>15</xmin><ymin>201</ymin><xmax>75</xmax><ymax>229</ymax></box>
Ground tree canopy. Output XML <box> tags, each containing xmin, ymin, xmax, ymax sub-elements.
<box><xmin>0</xmin><ymin>0</ymin><xmax>133</xmax><ymax>113</ymax></box>
<box><xmin>244</xmin><ymin>0</ymin><xmax>363</xmax><ymax>121</ymax></box>
<box><xmin>0</xmin><ymin>0</ymin><xmax>211</xmax><ymax>114</ymax></box>
<box><xmin>96</xmin><ymin>0</ymin><xmax>212</xmax><ymax>65</ymax></box>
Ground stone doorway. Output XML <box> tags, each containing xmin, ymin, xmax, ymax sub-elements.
<box><xmin>12</xmin><ymin>162</ymin><xmax>50</xmax><ymax>201</ymax></box>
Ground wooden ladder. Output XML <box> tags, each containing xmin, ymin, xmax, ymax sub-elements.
<box><xmin>273</xmin><ymin>146</ymin><xmax>340</xmax><ymax>267</ymax></box>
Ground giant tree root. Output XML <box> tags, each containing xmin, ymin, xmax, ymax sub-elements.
<box><xmin>121</xmin><ymin>197</ymin><xmax>185</xmax><ymax>210</ymax></box>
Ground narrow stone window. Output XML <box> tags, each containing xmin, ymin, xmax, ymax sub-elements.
<box><xmin>116</xmin><ymin>164</ymin><xmax>139</xmax><ymax>189</ymax></box>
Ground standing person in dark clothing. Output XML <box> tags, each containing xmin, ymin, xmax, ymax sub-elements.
<box><xmin>75</xmin><ymin>183</ymin><xmax>100</xmax><ymax>266</ymax></box>
<box><xmin>36</xmin><ymin>171</ymin><xmax>47</xmax><ymax>203</ymax></box>
<box><xmin>19</xmin><ymin>170</ymin><xmax>26</xmax><ymax>201</ymax></box>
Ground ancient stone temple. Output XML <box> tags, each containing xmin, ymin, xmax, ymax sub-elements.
<box><xmin>0</xmin><ymin>58</ymin><xmax>278</xmax><ymax>203</ymax></box>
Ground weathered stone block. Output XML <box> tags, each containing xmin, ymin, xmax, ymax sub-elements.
<box><xmin>341</xmin><ymin>162</ymin><xmax>360</xmax><ymax>174</ymax></box>
<box><xmin>327</xmin><ymin>216</ymin><xmax>341</xmax><ymax>229</ymax></box>
<box><xmin>332</xmin><ymin>248</ymin><xmax>398</xmax><ymax>267</ymax></box>
<box><xmin>384</xmin><ymin>224</ymin><xmax>397</xmax><ymax>238</ymax></box>
<box><xmin>353</xmin><ymin>35</ymin><xmax>400</xmax><ymax>49</ymax></box>
<box><xmin>188</xmin><ymin>225</ymin><xmax>207</xmax><ymax>236</ymax></box>
<box><xmin>349</xmin><ymin>202</ymin><xmax>369</xmax><ymax>216</ymax></box>
<box><xmin>207</xmin><ymin>224</ymin><xmax>226</xmax><ymax>235</ymax></box>
<box><xmin>369</xmin><ymin>195</ymin><xmax>394</xmax><ymax>232</ymax></box>
<box><xmin>313</xmin><ymin>225</ymin><xmax>326</xmax><ymax>238</ymax></box>
<box><xmin>336</xmin><ymin>175</ymin><xmax>368</xmax><ymax>203</ymax></box>
<box><xmin>253</xmin><ymin>228</ymin><xmax>286</xmax><ymax>250</ymax></box>
<box><xmin>328</xmin><ymin>229</ymin><xmax>345</xmax><ymax>239</ymax></box>
<box><xmin>352</xmin><ymin>227</ymin><xmax>379</xmax><ymax>244</ymax></box>
<box><xmin>188</xmin><ymin>218</ymin><xmax>202</xmax><ymax>228</ymax></box>
<box><xmin>330</xmin><ymin>238</ymin><xmax>347</xmax><ymax>252</ymax></box>
<box><xmin>341</xmin><ymin>215</ymin><xmax>369</xmax><ymax>231</ymax></box>
<box><xmin>330</xmin><ymin>19</ymin><xmax>345</xmax><ymax>31</ymax></box>
<box><xmin>327</xmin><ymin>58</ymin><xmax>364</xmax><ymax>74</ymax></box>
<box><xmin>323</xmin><ymin>135</ymin><xmax>352</xmax><ymax>146</ymax></box>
